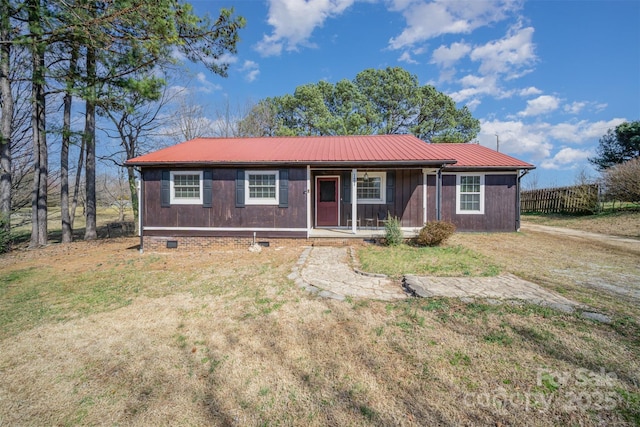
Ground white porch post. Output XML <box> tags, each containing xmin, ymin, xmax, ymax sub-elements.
<box><xmin>422</xmin><ymin>169</ymin><xmax>427</xmax><ymax>225</ymax></box>
<box><xmin>306</xmin><ymin>165</ymin><xmax>311</xmax><ymax>238</ymax></box>
<box><xmin>436</xmin><ymin>168</ymin><xmax>442</xmax><ymax>221</ymax></box>
<box><xmin>351</xmin><ymin>168</ymin><xmax>357</xmax><ymax>234</ymax></box>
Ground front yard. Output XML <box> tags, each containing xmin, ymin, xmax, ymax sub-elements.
<box><xmin>0</xmin><ymin>217</ymin><xmax>639</xmax><ymax>426</ymax></box>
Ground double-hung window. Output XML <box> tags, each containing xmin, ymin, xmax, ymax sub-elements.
<box><xmin>245</xmin><ymin>171</ymin><xmax>279</xmax><ymax>205</ymax></box>
<box><xmin>456</xmin><ymin>174</ymin><xmax>484</xmax><ymax>214</ymax></box>
<box><xmin>356</xmin><ymin>172</ymin><xmax>386</xmax><ymax>204</ymax></box>
<box><xmin>170</xmin><ymin>171</ymin><xmax>203</xmax><ymax>205</ymax></box>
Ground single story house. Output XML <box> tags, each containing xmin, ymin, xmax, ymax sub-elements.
<box><xmin>126</xmin><ymin>135</ymin><xmax>535</xmax><ymax>250</ymax></box>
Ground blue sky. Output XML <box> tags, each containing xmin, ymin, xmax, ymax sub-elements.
<box><xmin>178</xmin><ymin>0</ymin><xmax>639</xmax><ymax>188</ymax></box>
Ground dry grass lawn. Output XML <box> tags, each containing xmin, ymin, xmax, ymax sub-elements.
<box><xmin>1</xmin><ymin>216</ymin><xmax>639</xmax><ymax>426</ymax></box>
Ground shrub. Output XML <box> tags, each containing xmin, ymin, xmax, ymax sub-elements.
<box><xmin>415</xmin><ymin>221</ymin><xmax>456</xmax><ymax>247</ymax></box>
<box><xmin>384</xmin><ymin>215</ymin><xmax>403</xmax><ymax>246</ymax></box>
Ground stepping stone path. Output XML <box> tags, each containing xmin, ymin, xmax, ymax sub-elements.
<box><xmin>290</xmin><ymin>246</ymin><xmax>610</xmax><ymax>322</ymax></box>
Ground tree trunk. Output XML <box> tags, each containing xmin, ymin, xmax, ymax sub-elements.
<box><xmin>70</xmin><ymin>136</ymin><xmax>85</xmax><ymax>230</ymax></box>
<box><xmin>0</xmin><ymin>0</ymin><xmax>12</xmax><ymax>234</ymax></box>
<box><xmin>61</xmin><ymin>46</ymin><xmax>78</xmax><ymax>243</ymax></box>
<box><xmin>28</xmin><ymin>0</ymin><xmax>48</xmax><ymax>248</ymax></box>
<box><xmin>61</xmin><ymin>90</ymin><xmax>72</xmax><ymax>243</ymax></box>
<box><xmin>84</xmin><ymin>45</ymin><xmax>97</xmax><ymax>240</ymax></box>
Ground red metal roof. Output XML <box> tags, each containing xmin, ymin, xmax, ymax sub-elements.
<box><xmin>126</xmin><ymin>135</ymin><xmax>534</xmax><ymax>169</ymax></box>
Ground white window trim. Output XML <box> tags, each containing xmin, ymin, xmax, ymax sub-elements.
<box><xmin>170</xmin><ymin>171</ymin><xmax>203</xmax><ymax>205</ymax></box>
<box><xmin>245</xmin><ymin>170</ymin><xmax>279</xmax><ymax>205</ymax></box>
<box><xmin>356</xmin><ymin>171</ymin><xmax>386</xmax><ymax>204</ymax></box>
<box><xmin>456</xmin><ymin>173</ymin><xmax>485</xmax><ymax>215</ymax></box>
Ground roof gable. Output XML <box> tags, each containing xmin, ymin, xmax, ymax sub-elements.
<box><xmin>127</xmin><ymin>135</ymin><xmax>534</xmax><ymax>169</ymax></box>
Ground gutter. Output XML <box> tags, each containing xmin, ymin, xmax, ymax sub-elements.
<box><xmin>134</xmin><ymin>166</ymin><xmax>144</xmax><ymax>254</ymax></box>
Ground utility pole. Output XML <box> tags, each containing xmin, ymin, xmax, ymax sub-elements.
<box><xmin>495</xmin><ymin>133</ymin><xmax>500</xmax><ymax>152</ymax></box>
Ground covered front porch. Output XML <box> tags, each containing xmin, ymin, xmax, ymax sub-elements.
<box><xmin>308</xmin><ymin>166</ymin><xmax>444</xmax><ymax>236</ymax></box>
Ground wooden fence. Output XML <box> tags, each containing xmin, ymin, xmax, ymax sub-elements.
<box><xmin>521</xmin><ymin>184</ymin><xmax>600</xmax><ymax>214</ymax></box>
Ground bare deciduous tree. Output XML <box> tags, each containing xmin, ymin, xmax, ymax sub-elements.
<box><xmin>97</xmin><ymin>170</ymin><xmax>130</xmax><ymax>222</ymax></box>
<box><xmin>165</xmin><ymin>93</ymin><xmax>217</xmax><ymax>143</ymax></box>
<box><xmin>603</xmin><ymin>157</ymin><xmax>640</xmax><ymax>205</ymax></box>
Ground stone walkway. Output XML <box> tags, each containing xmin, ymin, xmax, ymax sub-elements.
<box><xmin>403</xmin><ymin>274</ymin><xmax>579</xmax><ymax>313</ymax></box>
<box><xmin>290</xmin><ymin>246</ymin><xmax>611</xmax><ymax>321</ymax></box>
<box><xmin>289</xmin><ymin>246</ymin><xmax>406</xmax><ymax>301</ymax></box>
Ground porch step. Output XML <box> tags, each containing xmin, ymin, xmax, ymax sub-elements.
<box><xmin>311</xmin><ymin>239</ymin><xmax>351</xmax><ymax>247</ymax></box>
<box><xmin>310</xmin><ymin>238</ymin><xmax>375</xmax><ymax>247</ymax></box>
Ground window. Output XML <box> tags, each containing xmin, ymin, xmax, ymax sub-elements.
<box><xmin>170</xmin><ymin>171</ymin><xmax>203</xmax><ymax>205</ymax></box>
<box><xmin>356</xmin><ymin>172</ymin><xmax>385</xmax><ymax>204</ymax></box>
<box><xmin>245</xmin><ymin>171</ymin><xmax>279</xmax><ymax>205</ymax></box>
<box><xmin>456</xmin><ymin>174</ymin><xmax>484</xmax><ymax>214</ymax></box>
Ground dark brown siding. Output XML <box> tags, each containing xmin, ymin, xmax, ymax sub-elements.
<box><xmin>143</xmin><ymin>167</ymin><xmax>307</xmax><ymax>231</ymax></box>
<box><xmin>439</xmin><ymin>173</ymin><xmax>518</xmax><ymax>232</ymax></box>
<box><xmin>336</xmin><ymin>169</ymin><xmax>424</xmax><ymax>228</ymax></box>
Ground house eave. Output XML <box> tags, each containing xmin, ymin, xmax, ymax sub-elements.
<box><xmin>442</xmin><ymin>165</ymin><xmax>536</xmax><ymax>172</ymax></box>
<box><xmin>125</xmin><ymin>159</ymin><xmax>459</xmax><ymax>168</ymax></box>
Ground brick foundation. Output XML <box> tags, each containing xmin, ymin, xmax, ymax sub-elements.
<box><xmin>142</xmin><ymin>235</ymin><xmax>373</xmax><ymax>251</ymax></box>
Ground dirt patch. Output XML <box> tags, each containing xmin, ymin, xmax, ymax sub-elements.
<box><xmin>523</xmin><ymin>211</ymin><xmax>640</xmax><ymax>238</ymax></box>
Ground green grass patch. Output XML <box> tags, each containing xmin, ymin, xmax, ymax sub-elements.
<box><xmin>357</xmin><ymin>244</ymin><xmax>501</xmax><ymax>278</ymax></box>
<box><xmin>616</xmin><ymin>388</ymin><xmax>640</xmax><ymax>424</ymax></box>
<box><xmin>483</xmin><ymin>329</ymin><xmax>514</xmax><ymax>346</ymax></box>
<box><xmin>448</xmin><ymin>350</ymin><xmax>471</xmax><ymax>366</ymax></box>
<box><xmin>0</xmin><ymin>257</ymin><xmax>164</xmax><ymax>339</ymax></box>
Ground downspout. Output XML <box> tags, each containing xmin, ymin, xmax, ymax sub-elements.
<box><xmin>516</xmin><ymin>169</ymin><xmax>530</xmax><ymax>232</ymax></box>
<box><xmin>351</xmin><ymin>168</ymin><xmax>357</xmax><ymax>234</ymax></box>
<box><xmin>136</xmin><ymin>168</ymin><xmax>143</xmax><ymax>254</ymax></box>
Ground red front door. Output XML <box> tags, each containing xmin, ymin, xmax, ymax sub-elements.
<box><xmin>316</xmin><ymin>177</ymin><xmax>339</xmax><ymax>226</ymax></box>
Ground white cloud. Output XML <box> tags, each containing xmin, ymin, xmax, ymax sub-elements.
<box><xmin>594</xmin><ymin>103</ymin><xmax>608</xmax><ymax>113</ymax></box>
<box><xmin>479</xmin><ymin>118</ymin><xmax>628</xmax><ymax>171</ymax></box>
<box><xmin>255</xmin><ymin>0</ymin><xmax>356</xmax><ymax>57</ymax></box>
<box><xmin>388</xmin><ymin>0</ymin><xmax>522</xmax><ymax>50</ymax></box>
<box><xmin>547</xmin><ymin>118</ymin><xmax>626</xmax><ymax>143</ymax></box>
<box><xmin>540</xmin><ymin>147</ymin><xmax>592</xmax><ymax>170</ymax></box>
<box><xmin>466</xmin><ymin>98</ymin><xmax>482</xmax><ymax>111</ymax></box>
<box><xmin>167</xmin><ymin>85</ymin><xmax>189</xmax><ymax>97</ymax></box>
<box><xmin>245</xmin><ymin>70</ymin><xmax>260</xmax><ymax>83</ymax></box>
<box><xmin>563</xmin><ymin>101</ymin><xmax>610</xmax><ymax>115</ymax></box>
<box><xmin>449</xmin><ymin>74</ymin><xmax>508</xmax><ymax>102</ymax></box>
<box><xmin>170</xmin><ymin>46</ymin><xmax>187</xmax><ymax>62</ymax></box>
<box><xmin>470</xmin><ymin>25</ymin><xmax>536</xmax><ymax>77</ymax></box>
<box><xmin>212</xmin><ymin>52</ymin><xmax>239</xmax><ymax>66</ymax></box>
<box><xmin>519</xmin><ymin>86</ymin><xmax>542</xmax><ymax>97</ymax></box>
<box><xmin>240</xmin><ymin>60</ymin><xmax>260</xmax><ymax>82</ymax></box>
<box><xmin>518</xmin><ymin>95</ymin><xmax>560</xmax><ymax>117</ymax></box>
<box><xmin>564</xmin><ymin>101</ymin><xmax>587</xmax><ymax>114</ymax></box>
<box><xmin>398</xmin><ymin>51</ymin><xmax>418</xmax><ymax>64</ymax></box>
<box><xmin>430</xmin><ymin>41</ymin><xmax>471</xmax><ymax>68</ymax></box>
<box><xmin>193</xmin><ymin>73</ymin><xmax>222</xmax><ymax>94</ymax></box>
<box><xmin>480</xmin><ymin>119</ymin><xmax>554</xmax><ymax>160</ymax></box>
<box><xmin>443</xmin><ymin>24</ymin><xmax>537</xmax><ymax>103</ymax></box>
